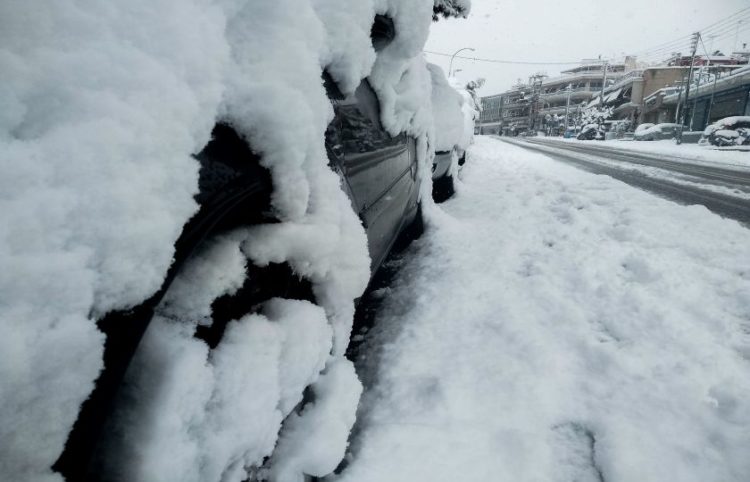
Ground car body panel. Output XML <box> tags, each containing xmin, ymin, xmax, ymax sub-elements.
<box><xmin>326</xmin><ymin>79</ymin><xmax>421</xmax><ymax>273</ymax></box>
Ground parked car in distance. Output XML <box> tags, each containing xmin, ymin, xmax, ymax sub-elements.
<box><xmin>634</xmin><ymin>123</ymin><xmax>655</xmax><ymax>136</ymax></box>
<box><xmin>699</xmin><ymin>116</ymin><xmax>750</xmax><ymax>147</ymax></box>
<box><xmin>634</xmin><ymin>123</ymin><xmax>682</xmax><ymax>141</ymax></box>
<box><xmin>428</xmin><ymin>63</ymin><xmax>476</xmax><ymax>202</ymax></box>
<box><xmin>577</xmin><ymin>124</ymin><xmax>605</xmax><ymax>141</ymax></box>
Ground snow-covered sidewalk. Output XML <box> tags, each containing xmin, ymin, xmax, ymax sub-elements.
<box><xmin>336</xmin><ymin>136</ymin><xmax>750</xmax><ymax>482</ymax></box>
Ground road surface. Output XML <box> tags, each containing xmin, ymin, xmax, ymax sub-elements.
<box><xmin>498</xmin><ymin>137</ymin><xmax>750</xmax><ymax>228</ymax></box>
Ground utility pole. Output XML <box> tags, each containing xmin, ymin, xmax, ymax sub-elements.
<box><xmin>678</xmin><ymin>32</ymin><xmax>700</xmax><ymax>144</ymax></box>
<box><xmin>705</xmin><ymin>66</ymin><xmax>720</xmax><ymax>127</ymax></box>
<box><xmin>600</xmin><ymin>60</ymin><xmax>608</xmax><ymax>106</ymax></box>
<box><xmin>689</xmin><ymin>67</ymin><xmax>705</xmax><ymax>131</ymax></box>
<box><xmin>564</xmin><ymin>84</ymin><xmax>572</xmax><ymax>133</ymax></box>
<box><xmin>734</xmin><ymin>20</ymin><xmax>744</xmax><ymax>52</ymax></box>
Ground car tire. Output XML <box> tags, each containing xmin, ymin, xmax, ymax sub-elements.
<box><xmin>53</xmin><ymin>125</ymin><xmax>309</xmax><ymax>480</ymax></box>
<box><xmin>432</xmin><ymin>173</ymin><xmax>455</xmax><ymax>203</ymax></box>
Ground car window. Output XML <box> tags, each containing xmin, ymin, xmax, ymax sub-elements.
<box><xmin>334</xmin><ymin>81</ymin><xmax>400</xmax><ymax>156</ymax></box>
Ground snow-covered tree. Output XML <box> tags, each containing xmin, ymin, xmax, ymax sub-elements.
<box><xmin>464</xmin><ymin>78</ymin><xmax>485</xmax><ymax>114</ymax></box>
<box><xmin>579</xmin><ymin>105</ymin><xmax>613</xmax><ymax>127</ymax></box>
<box><xmin>433</xmin><ymin>0</ymin><xmax>471</xmax><ymax>20</ymax></box>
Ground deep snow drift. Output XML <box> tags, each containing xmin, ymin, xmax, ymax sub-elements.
<box><xmin>0</xmin><ymin>1</ymin><xmax>470</xmax><ymax>481</ymax></box>
<box><xmin>338</xmin><ymin>137</ymin><xmax>750</xmax><ymax>482</ymax></box>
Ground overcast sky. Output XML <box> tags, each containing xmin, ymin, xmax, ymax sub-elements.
<box><xmin>425</xmin><ymin>0</ymin><xmax>750</xmax><ymax>95</ymax></box>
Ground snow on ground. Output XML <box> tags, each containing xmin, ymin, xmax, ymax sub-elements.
<box><xmin>338</xmin><ymin>136</ymin><xmax>750</xmax><ymax>482</ymax></box>
<box><xmin>544</xmin><ymin>137</ymin><xmax>750</xmax><ymax>169</ymax></box>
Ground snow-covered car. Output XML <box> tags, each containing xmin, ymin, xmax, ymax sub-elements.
<box><xmin>428</xmin><ymin>63</ymin><xmax>476</xmax><ymax>201</ymax></box>
<box><xmin>699</xmin><ymin>116</ymin><xmax>750</xmax><ymax>147</ymax></box>
<box><xmin>577</xmin><ymin>124</ymin><xmax>605</xmax><ymax>141</ymax></box>
<box><xmin>5</xmin><ymin>4</ymin><xmax>473</xmax><ymax>482</ymax></box>
<box><xmin>634</xmin><ymin>123</ymin><xmax>655</xmax><ymax>136</ymax></box>
<box><xmin>633</xmin><ymin>123</ymin><xmax>682</xmax><ymax>141</ymax></box>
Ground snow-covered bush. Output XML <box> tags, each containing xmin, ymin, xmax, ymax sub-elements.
<box><xmin>0</xmin><ymin>1</ymin><xmax>470</xmax><ymax>481</ymax></box>
<box><xmin>579</xmin><ymin>105</ymin><xmax>614</xmax><ymax>127</ymax></box>
<box><xmin>432</xmin><ymin>0</ymin><xmax>472</xmax><ymax>20</ymax></box>
<box><xmin>702</xmin><ymin>116</ymin><xmax>750</xmax><ymax>147</ymax></box>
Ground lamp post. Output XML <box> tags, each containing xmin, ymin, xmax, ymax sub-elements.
<box><xmin>448</xmin><ymin>47</ymin><xmax>475</xmax><ymax>77</ymax></box>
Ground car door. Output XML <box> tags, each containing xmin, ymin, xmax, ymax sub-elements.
<box><xmin>327</xmin><ymin>80</ymin><xmax>418</xmax><ymax>271</ymax></box>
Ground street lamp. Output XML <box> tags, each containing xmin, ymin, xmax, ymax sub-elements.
<box><xmin>448</xmin><ymin>47</ymin><xmax>475</xmax><ymax>77</ymax></box>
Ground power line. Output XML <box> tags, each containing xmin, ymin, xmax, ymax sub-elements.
<box><xmin>633</xmin><ymin>7</ymin><xmax>750</xmax><ymax>59</ymax></box>
<box><xmin>422</xmin><ymin>50</ymin><xmax>590</xmax><ymax>66</ymax></box>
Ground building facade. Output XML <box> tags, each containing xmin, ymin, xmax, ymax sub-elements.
<box><xmin>477</xmin><ymin>60</ymin><xmax>628</xmax><ymax>136</ymax></box>
<box><xmin>660</xmin><ymin>66</ymin><xmax>750</xmax><ymax>131</ymax></box>
<box><xmin>478</xmin><ymin>94</ymin><xmax>503</xmax><ymax>135</ymax></box>
<box><xmin>595</xmin><ymin>67</ymin><xmax>689</xmax><ymax>125</ymax></box>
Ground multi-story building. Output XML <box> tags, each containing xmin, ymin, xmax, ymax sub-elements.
<box><xmin>477</xmin><ymin>94</ymin><xmax>503</xmax><ymax>135</ymax></box>
<box><xmin>668</xmin><ymin>54</ymin><xmax>747</xmax><ymax>67</ymax></box>
<box><xmin>536</xmin><ymin>60</ymin><xmax>627</xmax><ymax>129</ymax></box>
<box><xmin>656</xmin><ymin>65</ymin><xmax>750</xmax><ymax>131</ymax></box>
<box><xmin>598</xmin><ymin>62</ymin><xmax>746</xmax><ymax>129</ymax></box>
<box><xmin>477</xmin><ymin>59</ymin><xmax>629</xmax><ymax>136</ymax></box>
<box><xmin>500</xmin><ymin>84</ymin><xmax>533</xmax><ymax>135</ymax></box>
<box><xmin>595</xmin><ymin>67</ymin><xmax>689</xmax><ymax>125</ymax></box>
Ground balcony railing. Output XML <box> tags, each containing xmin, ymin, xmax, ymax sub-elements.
<box><xmin>540</xmin><ymin>87</ymin><xmax>598</xmax><ymax>97</ymax></box>
<box><xmin>604</xmin><ymin>69</ymin><xmax>644</xmax><ymax>93</ymax></box>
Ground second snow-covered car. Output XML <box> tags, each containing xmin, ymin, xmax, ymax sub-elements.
<box><xmin>634</xmin><ymin>123</ymin><xmax>682</xmax><ymax>141</ymax></box>
<box><xmin>428</xmin><ymin>63</ymin><xmax>476</xmax><ymax>202</ymax></box>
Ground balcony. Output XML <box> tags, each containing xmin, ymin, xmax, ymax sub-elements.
<box><xmin>603</xmin><ymin>69</ymin><xmax>644</xmax><ymax>94</ymax></box>
<box><xmin>540</xmin><ymin>87</ymin><xmax>599</xmax><ymax>103</ymax></box>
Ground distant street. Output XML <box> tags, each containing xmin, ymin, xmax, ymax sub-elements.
<box><xmin>498</xmin><ymin>137</ymin><xmax>750</xmax><ymax>228</ymax></box>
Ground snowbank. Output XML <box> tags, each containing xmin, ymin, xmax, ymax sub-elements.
<box><xmin>339</xmin><ymin>137</ymin><xmax>750</xmax><ymax>482</ymax></box>
<box><xmin>1</xmin><ymin>1</ymin><xmax>471</xmax><ymax>481</ymax></box>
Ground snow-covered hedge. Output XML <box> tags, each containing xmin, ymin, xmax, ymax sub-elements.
<box><xmin>0</xmin><ymin>1</ymin><xmax>470</xmax><ymax>481</ymax></box>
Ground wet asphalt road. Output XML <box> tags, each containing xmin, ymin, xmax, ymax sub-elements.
<box><xmin>498</xmin><ymin>137</ymin><xmax>750</xmax><ymax>228</ymax></box>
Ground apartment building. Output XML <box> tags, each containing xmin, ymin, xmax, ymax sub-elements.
<box><xmin>477</xmin><ymin>59</ymin><xmax>627</xmax><ymax>135</ymax></box>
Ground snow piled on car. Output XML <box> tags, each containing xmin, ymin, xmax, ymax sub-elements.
<box><xmin>0</xmin><ymin>1</ymin><xmax>469</xmax><ymax>481</ymax></box>
<box><xmin>427</xmin><ymin>63</ymin><xmax>467</xmax><ymax>152</ymax></box>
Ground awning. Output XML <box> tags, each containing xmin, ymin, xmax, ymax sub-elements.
<box><xmin>604</xmin><ymin>88</ymin><xmax>622</xmax><ymax>104</ymax></box>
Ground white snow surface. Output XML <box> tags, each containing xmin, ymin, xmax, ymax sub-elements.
<box><xmin>338</xmin><ymin>137</ymin><xmax>750</xmax><ymax>482</ymax></box>
<box><xmin>545</xmin><ymin>137</ymin><xmax>750</xmax><ymax>169</ymax></box>
<box><xmin>0</xmin><ymin>1</ymin><xmax>466</xmax><ymax>481</ymax></box>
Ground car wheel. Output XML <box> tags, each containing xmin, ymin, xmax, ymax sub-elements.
<box><xmin>53</xmin><ymin>124</ymin><xmax>318</xmax><ymax>480</ymax></box>
<box><xmin>432</xmin><ymin>173</ymin><xmax>455</xmax><ymax>203</ymax></box>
